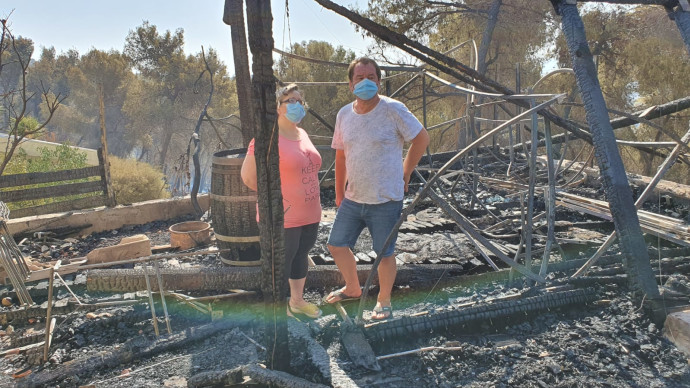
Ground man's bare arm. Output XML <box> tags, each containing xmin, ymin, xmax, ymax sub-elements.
<box><xmin>403</xmin><ymin>128</ymin><xmax>430</xmax><ymax>192</ymax></box>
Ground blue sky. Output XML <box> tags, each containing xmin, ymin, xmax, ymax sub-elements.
<box><xmin>2</xmin><ymin>0</ymin><xmax>373</xmax><ymax>75</ymax></box>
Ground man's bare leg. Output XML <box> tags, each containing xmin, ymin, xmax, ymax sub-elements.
<box><xmin>372</xmin><ymin>255</ymin><xmax>396</xmax><ymax>319</ymax></box>
<box><xmin>325</xmin><ymin>245</ymin><xmax>362</xmax><ymax>302</ymax></box>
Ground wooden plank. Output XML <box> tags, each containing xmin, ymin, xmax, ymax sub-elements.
<box><xmin>1</xmin><ymin>180</ymin><xmax>104</xmax><ymax>202</ymax></box>
<box><xmin>86</xmin><ymin>235</ymin><xmax>152</xmax><ymax>264</ymax></box>
<box><xmin>10</xmin><ymin>195</ymin><xmax>106</xmax><ymax>219</ymax></box>
<box><xmin>556</xmin><ymin>194</ymin><xmax>690</xmax><ymax>247</ymax></box>
<box><xmin>0</xmin><ymin>166</ymin><xmax>102</xmax><ymax>188</ymax></box>
<box><xmin>26</xmin><ymin>259</ymin><xmax>87</xmax><ymax>282</ymax></box>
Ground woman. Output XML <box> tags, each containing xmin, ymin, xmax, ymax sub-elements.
<box><xmin>240</xmin><ymin>84</ymin><xmax>323</xmax><ymax>319</ymax></box>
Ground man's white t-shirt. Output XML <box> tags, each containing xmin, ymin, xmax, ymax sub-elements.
<box><xmin>332</xmin><ymin>95</ymin><xmax>423</xmax><ymax>204</ymax></box>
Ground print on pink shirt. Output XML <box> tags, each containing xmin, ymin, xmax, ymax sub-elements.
<box><xmin>302</xmin><ymin>152</ymin><xmax>320</xmax><ymax>204</ymax></box>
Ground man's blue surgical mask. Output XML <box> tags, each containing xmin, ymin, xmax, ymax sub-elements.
<box><xmin>353</xmin><ymin>79</ymin><xmax>379</xmax><ymax>100</ymax></box>
<box><xmin>285</xmin><ymin>102</ymin><xmax>306</xmax><ymax>123</ymax></box>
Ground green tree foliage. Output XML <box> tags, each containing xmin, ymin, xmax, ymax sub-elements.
<box><xmin>361</xmin><ymin>0</ymin><xmax>554</xmax><ymax>152</ymax></box>
<box><xmin>123</xmin><ymin>22</ymin><xmax>240</xmax><ymax>174</ymax></box>
<box><xmin>0</xmin><ymin>20</ymin><xmax>65</xmax><ymax>176</ymax></box>
<box><xmin>26</xmin><ymin>143</ymin><xmax>88</xmax><ymax>172</ymax></box>
<box><xmin>275</xmin><ymin>40</ymin><xmax>356</xmax><ymax>138</ymax></box>
<box><xmin>364</xmin><ymin>0</ymin><xmax>552</xmax><ymax>79</ymax></box>
<box><xmin>33</xmin><ymin>49</ymin><xmax>135</xmax><ymax>155</ymax></box>
<box><xmin>554</xmin><ymin>5</ymin><xmax>690</xmax><ymax>181</ymax></box>
<box><xmin>124</xmin><ymin>21</ymin><xmax>189</xmax><ymax>167</ymax></box>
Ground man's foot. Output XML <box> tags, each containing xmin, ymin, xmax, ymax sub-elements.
<box><xmin>371</xmin><ymin>303</ymin><xmax>393</xmax><ymax>321</ymax></box>
<box><xmin>323</xmin><ymin>287</ymin><xmax>362</xmax><ymax>304</ymax></box>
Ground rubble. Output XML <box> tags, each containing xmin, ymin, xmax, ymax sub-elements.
<box><xmin>0</xmin><ymin>170</ymin><xmax>688</xmax><ymax>386</ymax></box>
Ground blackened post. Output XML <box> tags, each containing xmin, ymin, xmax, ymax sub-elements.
<box><xmin>245</xmin><ymin>0</ymin><xmax>290</xmax><ymax>371</ymax></box>
<box><xmin>224</xmin><ymin>0</ymin><xmax>257</xmax><ymax>146</ymax></box>
<box><xmin>554</xmin><ymin>0</ymin><xmax>659</xmax><ymax>299</ymax></box>
<box><xmin>667</xmin><ymin>3</ymin><xmax>690</xmax><ymax>55</ymax></box>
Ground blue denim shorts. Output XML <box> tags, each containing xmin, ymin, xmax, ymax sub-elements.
<box><xmin>327</xmin><ymin>198</ymin><xmax>404</xmax><ymax>257</ymax></box>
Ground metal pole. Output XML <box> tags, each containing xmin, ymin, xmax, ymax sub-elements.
<box><xmin>154</xmin><ymin>260</ymin><xmax>172</xmax><ymax>334</ymax></box>
<box><xmin>143</xmin><ymin>265</ymin><xmax>160</xmax><ymax>336</ymax></box>
<box><xmin>43</xmin><ymin>266</ymin><xmax>55</xmax><ymax>362</ymax></box>
<box><xmin>515</xmin><ymin>63</ymin><xmax>521</xmax><ymax>144</ymax></box>
<box><xmin>540</xmin><ymin>119</ymin><xmax>557</xmax><ymax>277</ymax></box>
<box><xmin>525</xmin><ymin>94</ymin><xmax>539</xmax><ymax>271</ymax></box>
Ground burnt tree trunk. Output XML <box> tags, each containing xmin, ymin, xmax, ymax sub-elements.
<box><xmin>224</xmin><ymin>0</ymin><xmax>256</xmax><ymax>146</ymax></box>
<box><xmin>245</xmin><ymin>0</ymin><xmax>290</xmax><ymax>372</ymax></box>
<box><xmin>477</xmin><ymin>0</ymin><xmax>502</xmax><ymax>76</ymax></box>
<box><xmin>667</xmin><ymin>3</ymin><xmax>690</xmax><ymax>55</ymax></box>
<box><xmin>189</xmin><ymin>50</ymin><xmax>215</xmax><ymax>219</ymax></box>
<box><xmin>555</xmin><ymin>1</ymin><xmax>659</xmax><ymax>299</ymax></box>
<box><xmin>159</xmin><ymin>121</ymin><xmax>173</xmax><ymax>171</ymax></box>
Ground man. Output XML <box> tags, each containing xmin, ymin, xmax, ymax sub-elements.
<box><xmin>324</xmin><ymin>57</ymin><xmax>430</xmax><ymax>320</ymax></box>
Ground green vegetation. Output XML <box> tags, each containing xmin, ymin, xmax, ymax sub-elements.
<box><xmin>2</xmin><ymin>144</ymin><xmax>92</xmax><ymax>211</ymax></box>
<box><xmin>109</xmin><ymin>156</ymin><xmax>171</xmax><ymax>205</ymax></box>
<box><xmin>3</xmin><ymin>3</ymin><xmax>689</xmax><ymax>203</ymax></box>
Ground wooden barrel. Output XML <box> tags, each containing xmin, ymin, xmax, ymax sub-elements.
<box><xmin>211</xmin><ymin>149</ymin><xmax>261</xmax><ymax>266</ymax></box>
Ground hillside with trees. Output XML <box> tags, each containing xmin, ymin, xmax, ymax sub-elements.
<box><xmin>2</xmin><ymin>2</ymin><xmax>689</xmax><ymax>199</ymax></box>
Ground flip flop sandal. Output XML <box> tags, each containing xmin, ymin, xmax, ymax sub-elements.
<box><xmin>287</xmin><ymin>303</ymin><xmax>322</xmax><ymax>319</ymax></box>
<box><xmin>323</xmin><ymin>288</ymin><xmax>361</xmax><ymax>304</ymax></box>
<box><xmin>371</xmin><ymin>305</ymin><xmax>393</xmax><ymax>321</ymax></box>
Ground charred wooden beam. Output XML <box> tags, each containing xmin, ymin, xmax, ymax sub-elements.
<box><xmin>555</xmin><ymin>1</ymin><xmax>659</xmax><ymax>299</ymax></box>
<box><xmin>246</xmin><ymin>0</ymin><xmax>290</xmax><ymax>371</ymax></box>
<box><xmin>85</xmin><ymin>264</ymin><xmax>463</xmax><ymax>293</ymax></box>
<box><xmin>223</xmin><ymin>0</ymin><xmax>256</xmax><ymax>145</ymax></box>
<box><xmin>288</xmin><ymin>320</ymin><xmax>331</xmax><ymax>385</ymax></box>
<box><xmin>363</xmin><ymin>288</ymin><xmax>596</xmax><ymax>343</ymax></box>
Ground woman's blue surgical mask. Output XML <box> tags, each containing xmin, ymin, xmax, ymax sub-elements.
<box><xmin>285</xmin><ymin>102</ymin><xmax>306</xmax><ymax>123</ymax></box>
<box><xmin>353</xmin><ymin>79</ymin><xmax>379</xmax><ymax>100</ymax></box>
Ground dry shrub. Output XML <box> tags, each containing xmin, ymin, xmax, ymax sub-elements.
<box><xmin>109</xmin><ymin>156</ymin><xmax>170</xmax><ymax>205</ymax></box>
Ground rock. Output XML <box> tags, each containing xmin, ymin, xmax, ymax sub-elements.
<box><xmin>397</xmin><ymin>252</ymin><xmax>419</xmax><ymax>264</ymax></box>
<box><xmin>74</xmin><ymin>334</ymin><xmax>86</xmax><ymax>347</ymax></box>
<box><xmin>547</xmin><ymin>363</ymin><xmax>562</xmax><ymax>375</ymax></box>
<box><xmin>469</xmin><ymin>258</ymin><xmax>483</xmax><ymax>267</ymax></box>
<box><xmin>356</xmin><ymin>252</ymin><xmax>371</xmax><ymax>263</ymax></box>
<box><xmin>163</xmin><ymin>376</ymin><xmax>187</xmax><ymax>387</ymax></box>
<box><xmin>648</xmin><ymin>323</ymin><xmax>657</xmax><ymax>334</ymax></box>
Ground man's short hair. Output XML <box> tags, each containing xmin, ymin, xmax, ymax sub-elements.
<box><xmin>347</xmin><ymin>57</ymin><xmax>382</xmax><ymax>82</ymax></box>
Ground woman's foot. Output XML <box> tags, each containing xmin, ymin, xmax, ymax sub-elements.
<box><xmin>288</xmin><ymin>300</ymin><xmax>322</xmax><ymax>319</ymax></box>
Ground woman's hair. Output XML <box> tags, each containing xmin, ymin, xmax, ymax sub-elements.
<box><xmin>275</xmin><ymin>83</ymin><xmax>301</xmax><ymax>104</ymax></box>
